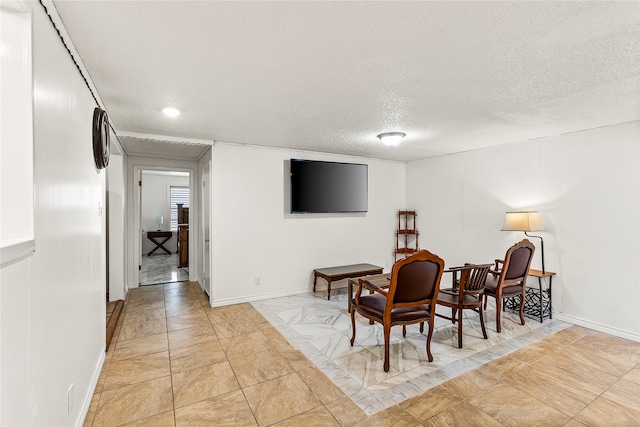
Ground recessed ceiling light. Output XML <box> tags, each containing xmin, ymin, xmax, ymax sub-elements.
<box><xmin>162</xmin><ymin>107</ymin><xmax>181</xmax><ymax>117</ymax></box>
<box><xmin>377</xmin><ymin>132</ymin><xmax>406</xmax><ymax>146</ymax></box>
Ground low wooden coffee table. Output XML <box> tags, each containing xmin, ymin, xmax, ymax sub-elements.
<box><xmin>313</xmin><ymin>263</ymin><xmax>383</xmax><ymax>300</ymax></box>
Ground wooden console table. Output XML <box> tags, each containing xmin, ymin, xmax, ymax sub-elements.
<box><xmin>313</xmin><ymin>263</ymin><xmax>383</xmax><ymax>300</ymax></box>
<box><xmin>146</xmin><ymin>231</ymin><xmax>172</xmax><ymax>256</ymax></box>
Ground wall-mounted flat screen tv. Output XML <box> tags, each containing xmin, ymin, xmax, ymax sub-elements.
<box><xmin>290</xmin><ymin>159</ymin><xmax>368</xmax><ymax>214</ymax></box>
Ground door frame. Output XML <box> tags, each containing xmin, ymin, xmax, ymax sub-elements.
<box><xmin>128</xmin><ymin>160</ymin><xmax>198</xmax><ymax>289</ymax></box>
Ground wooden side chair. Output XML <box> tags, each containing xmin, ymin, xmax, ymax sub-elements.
<box><xmin>436</xmin><ymin>263</ymin><xmax>492</xmax><ymax>348</ymax></box>
<box><xmin>350</xmin><ymin>249</ymin><xmax>445</xmax><ymax>372</ymax></box>
<box><xmin>483</xmin><ymin>239</ymin><xmax>535</xmax><ymax>333</ymax></box>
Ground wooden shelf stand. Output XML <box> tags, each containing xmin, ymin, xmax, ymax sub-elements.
<box><xmin>394</xmin><ymin>210</ymin><xmax>419</xmax><ymax>261</ymax></box>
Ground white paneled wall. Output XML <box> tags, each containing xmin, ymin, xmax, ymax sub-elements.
<box><xmin>1</xmin><ymin>2</ymin><xmax>106</xmax><ymax>425</ymax></box>
<box><xmin>210</xmin><ymin>143</ymin><xmax>406</xmax><ymax>305</ymax></box>
<box><xmin>407</xmin><ymin>121</ymin><xmax>640</xmax><ymax>341</ymax></box>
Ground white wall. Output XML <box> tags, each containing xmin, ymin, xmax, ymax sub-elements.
<box><xmin>108</xmin><ymin>151</ymin><xmax>127</xmax><ymax>302</ymax></box>
<box><xmin>407</xmin><ymin>121</ymin><xmax>640</xmax><ymax>341</ymax></box>
<box><xmin>140</xmin><ymin>172</ymin><xmax>188</xmax><ymax>254</ymax></box>
<box><xmin>211</xmin><ymin>143</ymin><xmax>406</xmax><ymax>305</ymax></box>
<box><xmin>0</xmin><ymin>1</ymin><xmax>106</xmax><ymax>425</ymax></box>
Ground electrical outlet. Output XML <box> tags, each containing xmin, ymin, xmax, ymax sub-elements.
<box><xmin>67</xmin><ymin>383</ymin><xmax>74</xmax><ymax>414</ymax></box>
<box><xmin>255</xmin><ymin>276</ymin><xmax>261</xmax><ymax>286</ymax></box>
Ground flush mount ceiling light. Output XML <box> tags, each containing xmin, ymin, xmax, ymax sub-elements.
<box><xmin>162</xmin><ymin>107</ymin><xmax>181</xmax><ymax>117</ymax></box>
<box><xmin>377</xmin><ymin>132</ymin><xmax>406</xmax><ymax>146</ymax></box>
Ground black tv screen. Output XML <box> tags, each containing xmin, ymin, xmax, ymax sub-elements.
<box><xmin>290</xmin><ymin>159</ymin><xmax>368</xmax><ymax>213</ymax></box>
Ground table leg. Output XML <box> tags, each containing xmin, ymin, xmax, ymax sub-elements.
<box><xmin>327</xmin><ymin>279</ymin><xmax>332</xmax><ymax>300</ymax></box>
<box><xmin>313</xmin><ymin>274</ymin><xmax>317</xmax><ymax>292</ymax></box>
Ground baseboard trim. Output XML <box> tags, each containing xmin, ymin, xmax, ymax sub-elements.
<box><xmin>212</xmin><ymin>287</ymin><xmax>310</xmax><ymax>307</ymax></box>
<box><xmin>77</xmin><ymin>347</ymin><xmax>106</xmax><ymax>427</ymax></box>
<box><xmin>553</xmin><ymin>312</ymin><xmax>640</xmax><ymax>342</ymax></box>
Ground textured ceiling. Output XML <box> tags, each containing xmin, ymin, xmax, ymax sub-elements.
<box><xmin>53</xmin><ymin>1</ymin><xmax>640</xmax><ymax>161</ymax></box>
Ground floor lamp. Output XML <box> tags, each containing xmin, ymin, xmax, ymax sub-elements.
<box><xmin>501</xmin><ymin>211</ymin><xmax>545</xmax><ymax>273</ymax></box>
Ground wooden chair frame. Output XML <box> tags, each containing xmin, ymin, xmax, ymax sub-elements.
<box><xmin>436</xmin><ymin>263</ymin><xmax>492</xmax><ymax>348</ymax></box>
<box><xmin>483</xmin><ymin>239</ymin><xmax>535</xmax><ymax>333</ymax></box>
<box><xmin>350</xmin><ymin>249</ymin><xmax>445</xmax><ymax>372</ymax></box>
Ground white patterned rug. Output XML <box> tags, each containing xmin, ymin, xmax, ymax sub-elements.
<box><xmin>252</xmin><ymin>289</ymin><xmax>569</xmax><ymax>415</ymax></box>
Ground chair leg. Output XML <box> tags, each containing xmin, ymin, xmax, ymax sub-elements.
<box><xmin>451</xmin><ymin>307</ymin><xmax>456</xmax><ymax>324</ymax></box>
<box><xmin>518</xmin><ymin>293</ymin><xmax>526</xmax><ymax>326</ymax></box>
<box><xmin>483</xmin><ymin>294</ymin><xmax>487</xmax><ymax>310</ymax></box>
<box><xmin>402</xmin><ymin>325</ymin><xmax>406</xmax><ymax>337</ymax></box>
<box><xmin>419</xmin><ymin>322</ymin><xmax>424</xmax><ymax>333</ymax></box>
<box><xmin>350</xmin><ymin>309</ymin><xmax>356</xmax><ymax>346</ymax></box>
<box><xmin>495</xmin><ymin>297</ymin><xmax>502</xmax><ymax>333</ymax></box>
<box><xmin>457</xmin><ymin>307</ymin><xmax>463</xmax><ymax>348</ymax></box>
<box><xmin>479</xmin><ymin>304</ymin><xmax>488</xmax><ymax>339</ymax></box>
<box><xmin>383</xmin><ymin>323</ymin><xmax>391</xmax><ymax>372</ymax></box>
<box><xmin>426</xmin><ymin>320</ymin><xmax>434</xmax><ymax>362</ymax></box>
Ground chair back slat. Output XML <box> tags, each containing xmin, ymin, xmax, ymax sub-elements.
<box><xmin>464</xmin><ymin>264</ymin><xmax>492</xmax><ymax>292</ymax></box>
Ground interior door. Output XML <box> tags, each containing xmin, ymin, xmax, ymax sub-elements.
<box><xmin>202</xmin><ymin>161</ymin><xmax>211</xmax><ymax>297</ymax></box>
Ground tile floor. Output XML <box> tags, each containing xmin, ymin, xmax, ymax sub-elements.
<box><xmin>140</xmin><ymin>253</ymin><xmax>188</xmax><ymax>286</ymax></box>
<box><xmin>87</xmin><ymin>281</ymin><xmax>640</xmax><ymax>426</ymax></box>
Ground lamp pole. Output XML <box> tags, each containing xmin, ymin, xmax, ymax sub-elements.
<box><xmin>525</xmin><ymin>232</ymin><xmax>545</xmax><ymax>274</ymax></box>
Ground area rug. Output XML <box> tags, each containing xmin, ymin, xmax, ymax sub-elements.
<box><xmin>252</xmin><ymin>289</ymin><xmax>570</xmax><ymax>415</ymax></box>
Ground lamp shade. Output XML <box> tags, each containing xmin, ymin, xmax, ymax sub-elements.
<box><xmin>501</xmin><ymin>211</ymin><xmax>543</xmax><ymax>232</ymax></box>
<box><xmin>156</xmin><ymin>215</ymin><xmax>164</xmax><ymax>225</ymax></box>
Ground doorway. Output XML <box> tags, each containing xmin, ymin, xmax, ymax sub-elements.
<box><xmin>140</xmin><ymin>170</ymin><xmax>190</xmax><ymax>285</ymax></box>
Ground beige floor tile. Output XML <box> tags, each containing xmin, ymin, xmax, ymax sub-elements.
<box><xmin>165</xmin><ymin>301</ymin><xmax>205</xmax><ymax>318</ymax></box>
<box><xmin>174</xmin><ymin>390</ymin><xmax>257</xmax><ymax>427</ymax></box>
<box><xmin>562</xmin><ymin>420</ymin><xmax>588</xmax><ymax>427</ymax></box>
<box><xmin>507</xmin><ymin>365</ymin><xmax>601</xmax><ymax>417</ymax></box>
<box><xmin>271</xmin><ymin>406</ymin><xmax>340</xmax><ymax>427</ymax></box>
<box><xmin>83</xmin><ymin>392</ymin><xmax>101</xmax><ymax>427</ymax></box>
<box><xmin>527</xmin><ymin>357</ymin><xmax>618</xmax><ymax>396</ymax></box>
<box><xmin>119</xmin><ymin>410</ymin><xmax>175</xmax><ymax>426</ymax></box>
<box><xmin>172</xmin><ymin>361</ymin><xmax>240</xmax><ymax>408</ymax></box>
<box><xmin>243</xmin><ymin>373</ymin><xmax>322</xmax><ymax>426</ymax></box>
<box><xmin>261</xmin><ymin>326</ymin><xmax>296</xmax><ymax>353</ymax></box>
<box><xmin>126</xmin><ymin>298</ymin><xmax>165</xmax><ymax>313</ymax></box>
<box><xmin>166</xmin><ymin>311</ymin><xmax>211</xmax><ymax>332</ymax></box>
<box><xmin>170</xmin><ymin>340</ymin><xmax>227</xmax><ymax>373</ymax></box>
<box><xmin>360</xmin><ymin>404</ymin><xmax>421</xmax><ymax>427</ymax></box>
<box><xmin>467</xmin><ymin>383</ymin><xmax>570</xmax><ymax>426</ymax></box>
<box><xmin>278</xmin><ymin>347</ymin><xmax>315</xmax><ymax>372</ymax></box>
<box><xmin>103</xmin><ymin>352</ymin><xmax>170</xmax><ymax>391</ymax></box>
<box><xmin>324</xmin><ymin>392</ymin><xmax>368</xmax><ymax>426</ymax></box>
<box><xmin>422</xmin><ymin>401</ymin><xmax>502</xmax><ymax>427</ymax></box>
<box><xmin>213</xmin><ymin>318</ymin><xmax>258</xmax><ymax>339</ymax></box>
<box><xmin>296</xmin><ymin>366</ymin><xmax>346</xmax><ymax>404</ymax></box>
<box><xmin>601</xmin><ymin>378</ymin><xmax>640</xmax><ymax>414</ymax></box>
<box><xmin>120</xmin><ymin>318</ymin><xmax>168</xmax><ymax>341</ymax></box>
<box><xmin>228</xmin><ymin>349</ymin><xmax>294</xmax><ymax>387</ymax></box>
<box><xmin>122</xmin><ymin>307</ymin><xmax>166</xmax><ymax>324</ymax></box>
<box><xmin>574</xmin><ymin>396</ymin><xmax>640</xmax><ymax>426</ymax></box>
<box><xmin>400</xmin><ymin>384</ymin><xmax>463</xmax><ymax>421</ymax></box>
<box><xmin>622</xmin><ymin>364</ymin><xmax>640</xmax><ymax>385</ymax></box>
<box><xmin>478</xmin><ymin>353</ymin><xmax>530</xmax><ymax>381</ymax></box>
<box><xmin>113</xmin><ymin>333</ymin><xmax>169</xmax><ymax>361</ymax></box>
<box><xmin>205</xmin><ymin>305</ymin><xmax>246</xmax><ymax>323</ymax></box>
<box><xmin>219</xmin><ymin>331</ymin><xmax>271</xmax><ymax>360</ymax></box>
<box><xmin>167</xmin><ymin>325</ymin><xmax>216</xmax><ymax>350</ymax></box>
<box><xmin>92</xmin><ymin>376</ymin><xmax>174</xmax><ymax>427</ymax></box>
<box><xmin>441</xmin><ymin>369</ymin><xmax>498</xmax><ymax>399</ymax></box>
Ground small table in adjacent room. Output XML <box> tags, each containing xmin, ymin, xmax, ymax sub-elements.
<box><xmin>313</xmin><ymin>263</ymin><xmax>383</xmax><ymax>300</ymax></box>
<box><xmin>146</xmin><ymin>231</ymin><xmax>173</xmax><ymax>256</ymax></box>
